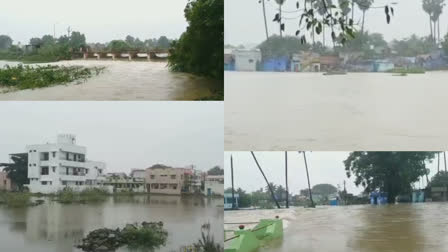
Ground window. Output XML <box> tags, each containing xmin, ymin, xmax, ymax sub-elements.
<box><xmin>160</xmin><ymin>174</ymin><xmax>167</xmax><ymax>177</ymax></box>
<box><xmin>62</xmin><ymin>181</ymin><xmax>67</xmax><ymax>185</ymax></box>
<box><xmin>41</xmin><ymin>181</ymin><xmax>47</xmax><ymax>185</ymax></box>
<box><xmin>52</xmin><ymin>167</ymin><xmax>56</xmax><ymax>173</ymax></box>
<box><xmin>52</xmin><ymin>152</ymin><xmax>56</xmax><ymax>158</ymax></box>
<box><xmin>41</xmin><ymin>166</ymin><xmax>49</xmax><ymax>175</ymax></box>
<box><xmin>151</xmin><ymin>183</ymin><xmax>159</xmax><ymax>189</ymax></box>
<box><xmin>171</xmin><ymin>175</ymin><xmax>176</xmax><ymax>179</ymax></box>
<box><xmin>150</xmin><ymin>175</ymin><xmax>155</xmax><ymax>179</ymax></box>
<box><xmin>40</xmin><ymin>152</ymin><xmax>49</xmax><ymax>161</ymax></box>
<box><xmin>169</xmin><ymin>184</ymin><xmax>178</xmax><ymax>190</ymax></box>
<box><xmin>160</xmin><ymin>183</ymin><xmax>168</xmax><ymax>189</ymax></box>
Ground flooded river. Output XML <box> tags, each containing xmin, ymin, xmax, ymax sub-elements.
<box><xmin>0</xmin><ymin>60</ymin><xmax>218</xmax><ymax>100</ymax></box>
<box><xmin>225</xmin><ymin>203</ymin><xmax>448</xmax><ymax>252</ymax></box>
<box><xmin>225</xmin><ymin>71</ymin><xmax>448</xmax><ymax>150</ymax></box>
<box><xmin>0</xmin><ymin>195</ymin><xmax>223</xmax><ymax>252</ymax></box>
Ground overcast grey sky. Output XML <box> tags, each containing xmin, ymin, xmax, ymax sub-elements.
<box><xmin>224</xmin><ymin>152</ymin><xmax>442</xmax><ymax>195</ymax></box>
<box><xmin>0</xmin><ymin>0</ymin><xmax>189</xmax><ymax>44</ymax></box>
<box><xmin>0</xmin><ymin>102</ymin><xmax>223</xmax><ymax>174</ymax></box>
<box><xmin>225</xmin><ymin>0</ymin><xmax>448</xmax><ymax>46</ymax></box>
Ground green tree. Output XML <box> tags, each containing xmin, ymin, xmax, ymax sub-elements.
<box><xmin>0</xmin><ymin>35</ymin><xmax>13</xmax><ymax>50</ymax></box>
<box><xmin>430</xmin><ymin>171</ymin><xmax>448</xmax><ymax>187</ymax></box>
<box><xmin>207</xmin><ymin>166</ymin><xmax>224</xmax><ymax>175</ymax></box>
<box><xmin>442</xmin><ymin>33</ymin><xmax>448</xmax><ymax>54</ymax></box>
<box><xmin>168</xmin><ymin>0</ymin><xmax>223</xmax><ymax>80</ymax></box>
<box><xmin>356</xmin><ymin>0</ymin><xmax>373</xmax><ymax>34</ymax></box>
<box><xmin>258</xmin><ymin>35</ymin><xmax>310</xmax><ymax>59</ymax></box>
<box><xmin>0</xmin><ymin>153</ymin><xmax>29</xmax><ymax>191</ymax></box>
<box><xmin>69</xmin><ymin>31</ymin><xmax>86</xmax><ymax>51</ymax></box>
<box><xmin>312</xmin><ymin>183</ymin><xmax>337</xmax><ymax>196</ymax></box>
<box><xmin>391</xmin><ymin>34</ymin><xmax>436</xmax><ymax>57</ymax></box>
<box><xmin>344</xmin><ymin>152</ymin><xmax>436</xmax><ymax>203</ymax></box>
<box><xmin>29</xmin><ymin>37</ymin><xmax>43</xmax><ymax>47</ymax></box>
<box><xmin>157</xmin><ymin>36</ymin><xmax>171</xmax><ymax>49</ymax></box>
<box><xmin>108</xmin><ymin>40</ymin><xmax>131</xmax><ymax>53</ymax></box>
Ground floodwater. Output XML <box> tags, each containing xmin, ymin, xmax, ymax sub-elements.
<box><xmin>0</xmin><ymin>195</ymin><xmax>223</xmax><ymax>252</ymax></box>
<box><xmin>0</xmin><ymin>60</ymin><xmax>218</xmax><ymax>100</ymax></box>
<box><xmin>224</xmin><ymin>203</ymin><xmax>448</xmax><ymax>252</ymax></box>
<box><xmin>225</xmin><ymin>71</ymin><xmax>448</xmax><ymax>150</ymax></box>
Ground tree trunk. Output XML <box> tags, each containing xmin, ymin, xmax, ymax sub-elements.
<box><xmin>262</xmin><ymin>0</ymin><xmax>269</xmax><ymax>40</ymax></box>
<box><xmin>322</xmin><ymin>24</ymin><xmax>326</xmax><ymax>48</ymax></box>
<box><xmin>361</xmin><ymin>10</ymin><xmax>366</xmax><ymax>34</ymax></box>
<box><xmin>430</xmin><ymin>15</ymin><xmax>433</xmax><ymax>41</ymax></box>
<box><xmin>438</xmin><ymin>18</ymin><xmax>440</xmax><ymax>44</ymax></box>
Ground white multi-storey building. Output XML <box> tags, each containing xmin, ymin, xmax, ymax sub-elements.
<box><xmin>25</xmin><ymin>134</ymin><xmax>107</xmax><ymax>193</ymax></box>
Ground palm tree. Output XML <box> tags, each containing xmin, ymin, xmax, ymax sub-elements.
<box><xmin>275</xmin><ymin>0</ymin><xmax>287</xmax><ymax>37</ymax></box>
<box><xmin>423</xmin><ymin>0</ymin><xmax>434</xmax><ymax>41</ymax></box>
<box><xmin>261</xmin><ymin>0</ymin><xmax>269</xmax><ymax>40</ymax></box>
<box><xmin>423</xmin><ymin>0</ymin><xmax>445</xmax><ymax>44</ymax></box>
<box><xmin>356</xmin><ymin>0</ymin><xmax>374</xmax><ymax>34</ymax></box>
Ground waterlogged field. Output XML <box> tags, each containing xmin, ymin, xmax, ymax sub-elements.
<box><xmin>0</xmin><ymin>195</ymin><xmax>223</xmax><ymax>252</ymax></box>
<box><xmin>225</xmin><ymin>71</ymin><xmax>448</xmax><ymax>150</ymax></box>
<box><xmin>0</xmin><ymin>60</ymin><xmax>219</xmax><ymax>100</ymax></box>
<box><xmin>224</xmin><ymin>204</ymin><xmax>448</xmax><ymax>252</ymax></box>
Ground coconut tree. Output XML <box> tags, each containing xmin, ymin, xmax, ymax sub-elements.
<box><xmin>356</xmin><ymin>0</ymin><xmax>374</xmax><ymax>34</ymax></box>
<box><xmin>260</xmin><ymin>0</ymin><xmax>269</xmax><ymax>40</ymax></box>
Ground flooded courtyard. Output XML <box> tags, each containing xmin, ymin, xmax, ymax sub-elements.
<box><xmin>0</xmin><ymin>195</ymin><xmax>223</xmax><ymax>252</ymax></box>
<box><xmin>0</xmin><ymin>60</ymin><xmax>218</xmax><ymax>100</ymax></box>
<box><xmin>224</xmin><ymin>203</ymin><xmax>448</xmax><ymax>252</ymax></box>
<box><xmin>225</xmin><ymin>71</ymin><xmax>448</xmax><ymax>150</ymax></box>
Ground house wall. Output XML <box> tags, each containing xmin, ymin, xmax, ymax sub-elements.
<box><xmin>145</xmin><ymin>167</ymin><xmax>185</xmax><ymax>195</ymax></box>
<box><xmin>204</xmin><ymin>175</ymin><xmax>224</xmax><ymax>196</ymax></box>
<box><xmin>234</xmin><ymin>50</ymin><xmax>261</xmax><ymax>72</ymax></box>
<box><xmin>0</xmin><ymin>171</ymin><xmax>12</xmax><ymax>191</ymax></box>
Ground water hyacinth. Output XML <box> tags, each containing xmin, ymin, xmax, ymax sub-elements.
<box><xmin>0</xmin><ymin>64</ymin><xmax>105</xmax><ymax>90</ymax></box>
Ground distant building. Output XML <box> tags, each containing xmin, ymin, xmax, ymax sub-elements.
<box><xmin>431</xmin><ymin>186</ymin><xmax>448</xmax><ymax>201</ymax></box>
<box><xmin>224</xmin><ymin>193</ymin><xmax>239</xmax><ymax>210</ymax></box>
<box><xmin>234</xmin><ymin>49</ymin><xmax>261</xmax><ymax>71</ymax></box>
<box><xmin>224</xmin><ymin>48</ymin><xmax>235</xmax><ymax>71</ymax></box>
<box><xmin>24</xmin><ymin>134</ymin><xmax>107</xmax><ymax>194</ymax></box>
<box><xmin>0</xmin><ymin>171</ymin><xmax>12</xmax><ymax>191</ymax></box>
<box><xmin>104</xmin><ymin>176</ymin><xmax>145</xmax><ymax>193</ymax></box>
<box><xmin>130</xmin><ymin>169</ymin><xmax>146</xmax><ymax>180</ymax></box>
<box><xmin>145</xmin><ymin>164</ymin><xmax>186</xmax><ymax>195</ymax></box>
<box><xmin>262</xmin><ymin>56</ymin><xmax>289</xmax><ymax>72</ymax></box>
<box><xmin>203</xmin><ymin>175</ymin><xmax>224</xmax><ymax>196</ymax></box>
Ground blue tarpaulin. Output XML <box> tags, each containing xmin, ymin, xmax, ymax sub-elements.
<box><xmin>262</xmin><ymin>57</ymin><xmax>289</xmax><ymax>72</ymax></box>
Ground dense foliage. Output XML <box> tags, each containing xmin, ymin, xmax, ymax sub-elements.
<box><xmin>430</xmin><ymin>171</ymin><xmax>448</xmax><ymax>187</ymax></box>
<box><xmin>0</xmin><ymin>64</ymin><xmax>105</xmax><ymax>90</ymax></box>
<box><xmin>168</xmin><ymin>0</ymin><xmax>224</xmax><ymax>80</ymax></box>
<box><xmin>258</xmin><ymin>35</ymin><xmax>311</xmax><ymax>59</ymax></box>
<box><xmin>0</xmin><ymin>153</ymin><xmax>28</xmax><ymax>190</ymax></box>
<box><xmin>311</xmin><ymin>183</ymin><xmax>337</xmax><ymax>196</ymax></box>
<box><xmin>344</xmin><ymin>152</ymin><xmax>436</xmax><ymax>203</ymax></box>
<box><xmin>207</xmin><ymin>166</ymin><xmax>224</xmax><ymax>175</ymax></box>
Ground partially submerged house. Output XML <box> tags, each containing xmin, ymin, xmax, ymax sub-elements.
<box><xmin>233</xmin><ymin>49</ymin><xmax>261</xmax><ymax>72</ymax></box>
<box><xmin>431</xmin><ymin>186</ymin><xmax>448</xmax><ymax>201</ymax></box>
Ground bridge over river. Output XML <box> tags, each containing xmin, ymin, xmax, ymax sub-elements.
<box><xmin>82</xmin><ymin>50</ymin><xmax>170</xmax><ymax>61</ymax></box>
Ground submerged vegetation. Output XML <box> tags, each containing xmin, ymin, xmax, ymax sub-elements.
<box><xmin>0</xmin><ymin>192</ymin><xmax>31</xmax><ymax>207</ymax></box>
<box><xmin>388</xmin><ymin>67</ymin><xmax>426</xmax><ymax>74</ymax></box>
<box><xmin>76</xmin><ymin>222</ymin><xmax>168</xmax><ymax>252</ymax></box>
<box><xmin>55</xmin><ymin>188</ymin><xmax>109</xmax><ymax>204</ymax></box>
<box><xmin>0</xmin><ymin>64</ymin><xmax>105</xmax><ymax>91</ymax></box>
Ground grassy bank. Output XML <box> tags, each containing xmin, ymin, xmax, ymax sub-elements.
<box><xmin>0</xmin><ymin>64</ymin><xmax>105</xmax><ymax>91</ymax></box>
<box><xmin>55</xmin><ymin>188</ymin><xmax>109</xmax><ymax>204</ymax></box>
<box><xmin>388</xmin><ymin>67</ymin><xmax>426</xmax><ymax>74</ymax></box>
<box><xmin>0</xmin><ymin>192</ymin><xmax>42</xmax><ymax>207</ymax></box>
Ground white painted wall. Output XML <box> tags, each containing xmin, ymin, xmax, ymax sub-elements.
<box><xmin>234</xmin><ymin>50</ymin><xmax>261</xmax><ymax>72</ymax></box>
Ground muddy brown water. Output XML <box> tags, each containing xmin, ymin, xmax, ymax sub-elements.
<box><xmin>224</xmin><ymin>203</ymin><xmax>448</xmax><ymax>252</ymax></box>
<box><xmin>0</xmin><ymin>60</ymin><xmax>218</xmax><ymax>100</ymax></box>
<box><xmin>0</xmin><ymin>195</ymin><xmax>223</xmax><ymax>252</ymax></box>
<box><xmin>225</xmin><ymin>71</ymin><xmax>448</xmax><ymax>150</ymax></box>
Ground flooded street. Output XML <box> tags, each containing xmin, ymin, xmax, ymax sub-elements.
<box><xmin>0</xmin><ymin>60</ymin><xmax>216</xmax><ymax>100</ymax></box>
<box><xmin>225</xmin><ymin>71</ymin><xmax>448</xmax><ymax>150</ymax></box>
<box><xmin>225</xmin><ymin>203</ymin><xmax>448</xmax><ymax>252</ymax></box>
<box><xmin>0</xmin><ymin>195</ymin><xmax>223</xmax><ymax>252</ymax></box>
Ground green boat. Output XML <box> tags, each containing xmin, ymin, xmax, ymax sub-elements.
<box><xmin>225</xmin><ymin>218</ymin><xmax>283</xmax><ymax>252</ymax></box>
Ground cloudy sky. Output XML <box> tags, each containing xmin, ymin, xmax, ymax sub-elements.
<box><xmin>0</xmin><ymin>102</ymin><xmax>223</xmax><ymax>174</ymax></box>
<box><xmin>225</xmin><ymin>0</ymin><xmax>447</xmax><ymax>46</ymax></box>
<box><xmin>0</xmin><ymin>0</ymin><xmax>190</xmax><ymax>44</ymax></box>
<box><xmin>224</xmin><ymin>151</ymin><xmax>442</xmax><ymax>195</ymax></box>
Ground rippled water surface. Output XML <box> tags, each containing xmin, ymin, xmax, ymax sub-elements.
<box><xmin>0</xmin><ymin>195</ymin><xmax>223</xmax><ymax>252</ymax></box>
<box><xmin>224</xmin><ymin>203</ymin><xmax>448</xmax><ymax>252</ymax></box>
<box><xmin>225</xmin><ymin>71</ymin><xmax>448</xmax><ymax>150</ymax></box>
<box><xmin>0</xmin><ymin>60</ymin><xmax>217</xmax><ymax>100</ymax></box>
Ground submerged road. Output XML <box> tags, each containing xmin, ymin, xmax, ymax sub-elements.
<box><xmin>0</xmin><ymin>60</ymin><xmax>215</xmax><ymax>100</ymax></box>
<box><xmin>225</xmin><ymin>71</ymin><xmax>448</xmax><ymax>150</ymax></box>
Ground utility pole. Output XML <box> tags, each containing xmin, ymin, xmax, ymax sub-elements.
<box><xmin>301</xmin><ymin>151</ymin><xmax>315</xmax><ymax>208</ymax></box>
<box><xmin>231</xmin><ymin>155</ymin><xmax>235</xmax><ymax>209</ymax></box>
<box><xmin>262</xmin><ymin>0</ymin><xmax>269</xmax><ymax>40</ymax></box>
<box><xmin>285</xmin><ymin>151</ymin><xmax>289</xmax><ymax>208</ymax></box>
<box><xmin>444</xmin><ymin>152</ymin><xmax>447</xmax><ymax>172</ymax></box>
<box><xmin>251</xmin><ymin>151</ymin><xmax>281</xmax><ymax>209</ymax></box>
<box><xmin>279</xmin><ymin>3</ymin><xmax>282</xmax><ymax>37</ymax></box>
<box><xmin>438</xmin><ymin>152</ymin><xmax>440</xmax><ymax>173</ymax></box>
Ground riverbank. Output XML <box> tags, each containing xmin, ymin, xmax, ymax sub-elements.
<box><xmin>0</xmin><ymin>60</ymin><xmax>220</xmax><ymax>100</ymax></box>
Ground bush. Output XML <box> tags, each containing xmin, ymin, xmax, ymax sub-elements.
<box><xmin>56</xmin><ymin>188</ymin><xmax>109</xmax><ymax>204</ymax></box>
<box><xmin>0</xmin><ymin>192</ymin><xmax>31</xmax><ymax>207</ymax></box>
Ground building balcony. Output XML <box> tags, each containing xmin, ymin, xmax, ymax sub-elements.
<box><xmin>59</xmin><ymin>174</ymin><xmax>87</xmax><ymax>182</ymax></box>
<box><xmin>59</xmin><ymin>160</ymin><xmax>88</xmax><ymax>168</ymax></box>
